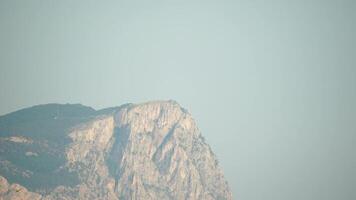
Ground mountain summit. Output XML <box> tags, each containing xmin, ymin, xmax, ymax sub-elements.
<box><xmin>0</xmin><ymin>101</ymin><xmax>232</xmax><ymax>200</ymax></box>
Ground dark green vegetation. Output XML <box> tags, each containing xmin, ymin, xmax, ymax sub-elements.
<box><xmin>0</xmin><ymin>104</ymin><xmax>96</xmax><ymax>141</ymax></box>
<box><xmin>0</xmin><ymin>104</ymin><xmax>117</xmax><ymax>192</ymax></box>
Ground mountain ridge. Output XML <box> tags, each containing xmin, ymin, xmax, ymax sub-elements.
<box><xmin>0</xmin><ymin>100</ymin><xmax>232</xmax><ymax>200</ymax></box>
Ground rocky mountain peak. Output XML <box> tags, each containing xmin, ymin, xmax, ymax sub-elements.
<box><xmin>115</xmin><ymin>100</ymin><xmax>191</xmax><ymax>134</ymax></box>
<box><xmin>0</xmin><ymin>100</ymin><xmax>232</xmax><ymax>200</ymax></box>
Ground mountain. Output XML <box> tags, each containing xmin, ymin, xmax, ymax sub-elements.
<box><xmin>0</xmin><ymin>101</ymin><xmax>232</xmax><ymax>200</ymax></box>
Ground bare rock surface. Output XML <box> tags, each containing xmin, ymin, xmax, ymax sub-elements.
<box><xmin>0</xmin><ymin>101</ymin><xmax>232</xmax><ymax>200</ymax></box>
<box><xmin>0</xmin><ymin>175</ymin><xmax>42</xmax><ymax>200</ymax></box>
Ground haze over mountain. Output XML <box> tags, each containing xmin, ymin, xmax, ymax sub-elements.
<box><xmin>0</xmin><ymin>100</ymin><xmax>232</xmax><ymax>200</ymax></box>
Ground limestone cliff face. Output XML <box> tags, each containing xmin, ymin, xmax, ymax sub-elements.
<box><xmin>0</xmin><ymin>101</ymin><xmax>232</xmax><ymax>200</ymax></box>
<box><xmin>111</xmin><ymin>101</ymin><xmax>232</xmax><ymax>200</ymax></box>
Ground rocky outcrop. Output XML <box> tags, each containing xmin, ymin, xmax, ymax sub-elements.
<box><xmin>0</xmin><ymin>101</ymin><xmax>232</xmax><ymax>200</ymax></box>
<box><xmin>0</xmin><ymin>175</ymin><xmax>42</xmax><ymax>200</ymax></box>
<box><xmin>111</xmin><ymin>101</ymin><xmax>232</xmax><ymax>200</ymax></box>
<box><xmin>62</xmin><ymin>116</ymin><xmax>118</xmax><ymax>200</ymax></box>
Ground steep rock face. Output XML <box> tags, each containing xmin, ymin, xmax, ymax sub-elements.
<box><xmin>0</xmin><ymin>101</ymin><xmax>232</xmax><ymax>200</ymax></box>
<box><xmin>44</xmin><ymin>116</ymin><xmax>118</xmax><ymax>200</ymax></box>
<box><xmin>111</xmin><ymin>101</ymin><xmax>231</xmax><ymax>200</ymax></box>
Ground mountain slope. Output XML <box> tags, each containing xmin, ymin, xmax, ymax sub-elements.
<box><xmin>0</xmin><ymin>101</ymin><xmax>232</xmax><ymax>200</ymax></box>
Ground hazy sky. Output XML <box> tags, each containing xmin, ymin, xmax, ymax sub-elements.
<box><xmin>1</xmin><ymin>0</ymin><xmax>356</xmax><ymax>199</ymax></box>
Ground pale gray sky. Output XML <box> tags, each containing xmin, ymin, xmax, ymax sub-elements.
<box><xmin>1</xmin><ymin>0</ymin><xmax>356</xmax><ymax>199</ymax></box>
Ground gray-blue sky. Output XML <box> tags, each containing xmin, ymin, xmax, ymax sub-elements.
<box><xmin>1</xmin><ymin>0</ymin><xmax>356</xmax><ymax>199</ymax></box>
